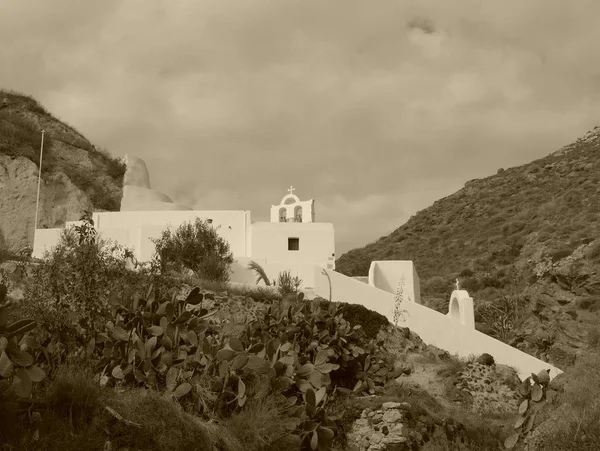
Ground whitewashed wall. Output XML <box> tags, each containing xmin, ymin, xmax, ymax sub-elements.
<box><xmin>308</xmin><ymin>265</ymin><xmax>562</xmax><ymax>381</ymax></box>
<box><xmin>251</xmin><ymin>222</ymin><xmax>335</xmax><ymax>270</ymax></box>
<box><xmin>368</xmin><ymin>261</ymin><xmax>421</xmax><ymax>304</ymax></box>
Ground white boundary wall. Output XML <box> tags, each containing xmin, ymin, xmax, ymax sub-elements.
<box><xmin>368</xmin><ymin>261</ymin><xmax>421</xmax><ymax>304</ymax></box>
<box><xmin>305</xmin><ymin>265</ymin><xmax>562</xmax><ymax>381</ymax></box>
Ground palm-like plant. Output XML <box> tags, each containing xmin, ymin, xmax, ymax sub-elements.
<box><xmin>246</xmin><ymin>260</ymin><xmax>271</xmax><ymax>286</ymax></box>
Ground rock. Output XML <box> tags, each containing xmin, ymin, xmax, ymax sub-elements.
<box><xmin>548</xmin><ymin>372</ymin><xmax>568</xmax><ymax>393</ymax></box>
<box><xmin>0</xmin><ymin>155</ymin><xmax>94</xmax><ymax>253</ymax></box>
<box><xmin>382</xmin><ymin>409</ymin><xmax>403</xmax><ymax>423</ymax></box>
<box><xmin>122</xmin><ymin>155</ymin><xmax>151</xmax><ymax>189</ymax></box>
<box><xmin>119</xmin><ymin>155</ymin><xmax>191</xmax><ymax>211</ymax></box>
<box><xmin>476</xmin><ymin>353</ymin><xmax>495</xmax><ymax>366</ymax></box>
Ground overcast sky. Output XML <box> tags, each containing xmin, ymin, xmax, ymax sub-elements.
<box><xmin>1</xmin><ymin>0</ymin><xmax>599</xmax><ymax>255</ymax></box>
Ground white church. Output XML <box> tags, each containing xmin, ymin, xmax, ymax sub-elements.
<box><xmin>31</xmin><ymin>155</ymin><xmax>562</xmax><ymax>381</ymax></box>
<box><xmin>33</xmin><ymin>155</ymin><xmax>336</xmax><ymax>286</ymax></box>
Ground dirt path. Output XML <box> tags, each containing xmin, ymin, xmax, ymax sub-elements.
<box><xmin>394</xmin><ymin>354</ymin><xmax>457</xmax><ymax>410</ymax></box>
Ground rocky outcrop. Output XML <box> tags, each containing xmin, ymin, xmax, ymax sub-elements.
<box><xmin>0</xmin><ymin>89</ymin><xmax>124</xmax><ymax>254</ymax></box>
<box><xmin>119</xmin><ymin>155</ymin><xmax>190</xmax><ymax>211</ymax></box>
<box><xmin>454</xmin><ymin>361</ymin><xmax>520</xmax><ymax>415</ymax></box>
<box><xmin>0</xmin><ymin>154</ymin><xmax>92</xmax><ymax>253</ymax></box>
<box><xmin>348</xmin><ymin>402</ymin><xmax>421</xmax><ymax>451</ymax></box>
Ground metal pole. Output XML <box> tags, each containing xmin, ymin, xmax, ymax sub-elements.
<box><xmin>33</xmin><ymin>130</ymin><xmax>45</xmax><ymax>239</ymax></box>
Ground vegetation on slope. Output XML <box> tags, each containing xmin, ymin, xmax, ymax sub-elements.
<box><xmin>335</xmin><ymin>126</ymin><xmax>600</xmax><ymax>368</ymax></box>
<box><xmin>2</xmin><ymin>215</ymin><xmax>599</xmax><ymax>450</ymax></box>
<box><xmin>336</xmin><ymin>126</ymin><xmax>600</xmax><ymax>286</ymax></box>
<box><xmin>0</xmin><ymin>89</ymin><xmax>125</xmax><ymax>211</ymax></box>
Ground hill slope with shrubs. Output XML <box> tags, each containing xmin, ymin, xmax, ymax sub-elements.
<box><xmin>2</xmin><ymin>216</ymin><xmax>598</xmax><ymax>450</ymax></box>
<box><xmin>336</xmin><ymin>126</ymin><xmax>600</xmax><ymax>371</ymax></box>
<box><xmin>0</xmin><ymin>89</ymin><xmax>125</xmax><ymax>255</ymax></box>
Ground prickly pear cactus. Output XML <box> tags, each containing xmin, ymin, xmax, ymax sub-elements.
<box><xmin>504</xmin><ymin>369</ymin><xmax>551</xmax><ymax>449</ymax></box>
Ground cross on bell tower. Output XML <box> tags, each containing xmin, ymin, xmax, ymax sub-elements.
<box><xmin>270</xmin><ymin>186</ymin><xmax>315</xmax><ymax>223</ymax></box>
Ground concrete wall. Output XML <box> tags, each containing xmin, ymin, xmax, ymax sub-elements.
<box><xmin>447</xmin><ymin>290</ymin><xmax>475</xmax><ymax>329</ymax></box>
<box><xmin>311</xmin><ymin>266</ymin><xmax>562</xmax><ymax>381</ymax></box>
<box><xmin>32</xmin><ymin>228</ymin><xmax>63</xmax><ymax>258</ymax></box>
<box><xmin>93</xmin><ymin>210</ymin><xmax>250</xmax><ymax>260</ymax></box>
<box><xmin>230</xmin><ymin>257</ymin><xmax>268</xmax><ymax>285</ymax></box>
<box><xmin>251</xmin><ymin>222</ymin><xmax>335</xmax><ymax>269</ymax></box>
<box><xmin>314</xmin><ymin>268</ymin><xmax>393</xmax><ymax>317</ymax></box>
<box><xmin>368</xmin><ymin>261</ymin><xmax>421</xmax><ymax>304</ymax></box>
<box><xmin>33</xmin><ymin>210</ymin><xmax>251</xmax><ymax>262</ymax></box>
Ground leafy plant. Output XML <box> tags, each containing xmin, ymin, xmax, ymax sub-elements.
<box><xmin>152</xmin><ymin>218</ymin><xmax>234</xmax><ymax>283</ymax></box>
<box><xmin>475</xmin><ymin>295</ymin><xmax>526</xmax><ymax>342</ymax></box>
<box><xmin>21</xmin><ymin>212</ymin><xmax>137</xmax><ymax>336</ymax></box>
<box><xmin>89</xmin><ymin>279</ymin><xmax>395</xmax><ymax>449</ymax></box>
<box><xmin>504</xmin><ymin>368</ymin><xmax>552</xmax><ymax>449</ymax></box>
<box><xmin>0</xmin><ymin>297</ymin><xmax>45</xmax><ymax>398</ymax></box>
<box><xmin>247</xmin><ymin>260</ymin><xmax>272</xmax><ymax>286</ymax></box>
<box><xmin>274</xmin><ymin>271</ymin><xmax>303</xmax><ymax>297</ymax></box>
<box><xmin>393</xmin><ymin>277</ymin><xmax>410</xmax><ymax>327</ymax></box>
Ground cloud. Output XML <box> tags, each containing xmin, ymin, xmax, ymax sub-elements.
<box><xmin>1</xmin><ymin>0</ymin><xmax>599</xmax><ymax>255</ymax></box>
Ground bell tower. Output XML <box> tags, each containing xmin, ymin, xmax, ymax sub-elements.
<box><xmin>270</xmin><ymin>186</ymin><xmax>315</xmax><ymax>223</ymax></box>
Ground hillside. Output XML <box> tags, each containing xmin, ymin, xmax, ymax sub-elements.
<box><xmin>336</xmin><ymin>126</ymin><xmax>600</xmax><ymax>369</ymax></box>
<box><xmin>0</xmin><ymin>89</ymin><xmax>125</xmax><ymax>254</ymax></box>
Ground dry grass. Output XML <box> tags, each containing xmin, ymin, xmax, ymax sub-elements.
<box><xmin>0</xmin><ymin>363</ymin><xmax>247</xmax><ymax>451</ymax></box>
<box><xmin>532</xmin><ymin>352</ymin><xmax>600</xmax><ymax>450</ymax></box>
<box><xmin>222</xmin><ymin>394</ymin><xmax>300</xmax><ymax>451</ymax></box>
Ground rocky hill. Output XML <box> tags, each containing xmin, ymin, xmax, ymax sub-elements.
<box><xmin>0</xmin><ymin>89</ymin><xmax>124</xmax><ymax>254</ymax></box>
<box><xmin>336</xmin><ymin>126</ymin><xmax>600</xmax><ymax>370</ymax></box>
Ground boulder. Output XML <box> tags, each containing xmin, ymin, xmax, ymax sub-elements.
<box><xmin>476</xmin><ymin>353</ymin><xmax>495</xmax><ymax>366</ymax></box>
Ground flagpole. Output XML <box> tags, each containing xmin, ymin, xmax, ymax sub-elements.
<box><xmin>33</xmin><ymin>130</ymin><xmax>45</xmax><ymax>243</ymax></box>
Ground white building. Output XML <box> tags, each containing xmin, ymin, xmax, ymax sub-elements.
<box><xmin>33</xmin><ymin>186</ymin><xmax>336</xmax><ymax>275</ymax></box>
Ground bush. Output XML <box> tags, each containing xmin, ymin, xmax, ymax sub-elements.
<box><xmin>152</xmin><ymin>218</ymin><xmax>234</xmax><ymax>283</ymax></box>
<box><xmin>336</xmin><ymin>302</ymin><xmax>389</xmax><ymax>339</ymax></box>
<box><xmin>423</xmin><ymin>275</ymin><xmax>451</xmax><ymax>295</ymax></box>
<box><xmin>575</xmin><ymin>296</ymin><xmax>600</xmax><ymax>312</ymax></box>
<box><xmin>273</xmin><ymin>270</ymin><xmax>302</xmax><ymax>296</ymax></box>
<box><xmin>0</xmin><ymin>110</ymin><xmax>55</xmax><ymax>160</ymax></box>
<box><xmin>458</xmin><ymin>268</ymin><xmax>474</xmax><ymax>278</ymax></box>
<box><xmin>21</xmin><ymin>212</ymin><xmax>137</xmax><ymax>336</ymax></box>
<box><xmin>533</xmin><ymin>353</ymin><xmax>600</xmax><ymax>450</ymax></box>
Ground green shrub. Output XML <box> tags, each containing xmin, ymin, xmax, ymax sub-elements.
<box><xmin>21</xmin><ymin>212</ymin><xmax>137</xmax><ymax>336</ymax></box>
<box><xmin>532</xmin><ymin>353</ymin><xmax>600</xmax><ymax>450</ymax></box>
<box><xmin>575</xmin><ymin>296</ymin><xmax>600</xmax><ymax>312</ymax></box>
<box><xmin>0</xmin><ymin>110</ymin><xmax>54</xmax><ymax>160</ymax></box>
<box><xmin>458</xmin><ymin>268</ymin><xmax>474</xmax><ymax>278</ymax></box>
<box><xmin>152</xmin><ymin>218</ymin><xmax>234</xmax><ymax>283</ymax></box>
<box><xmin>424</xmin><ymin>275</ymin><xmax>451</xmax><ymax>295</ymax></box>
<box><xmin>273</xmin><ymin>270</ymin><xmax>302</xmax><ymax>296</ymax></box>
<box><xmin>336</xmin><ymin>302</ymin><xmax>389</xmax><ymax>339</ymax></box>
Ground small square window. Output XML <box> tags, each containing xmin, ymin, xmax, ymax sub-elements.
<box><xmin>206</xmin><ymin>219</ymin><xmax>213</xmax><ymax>224</ymax></box>
<box><xmin>288</xmin><ymin>237</ymin><xmax>299</xmax><ymax>251</ymax></box>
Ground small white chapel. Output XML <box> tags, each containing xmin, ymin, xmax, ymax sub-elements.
<box><xmin>32</xmin><ymin>155</ymin><xmax>336</xmax><ymax>280</ymax></box>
